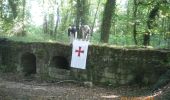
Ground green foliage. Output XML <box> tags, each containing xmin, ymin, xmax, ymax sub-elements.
<box><xmin>0</xmin><ymin>20</ymin><xmax>13</xmax><ymax>33</ymax></box>
<box><xmin>2</xmin><ymin>25</ymin><xmax>69</xmax><ymax>43</ymax></box>
<box><xmin>90</xmin><ymin>32</ymin><xmax>101</xmax><ymax>44</ymax></box>
<box><xmin>109</xmin><ymin>34</ymin><xmax>134</xmax><ymax>46</ymax></box>
<box><xmin>6</xmin><ymin>32</ymin><xmax>69</xmax><ymax>44</ymax></box>
<box><xmin>0</xmin><ymin>0</ymin><xmax>169</xmax><ymax>49</ymax></box>
<box><xmin>150</xmin><ymin>34</ymin><xmax>168</xmax><ymax>48</ymax></box>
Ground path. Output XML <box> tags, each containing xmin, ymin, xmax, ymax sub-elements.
<box><xmin>0</xmin><ymin>73</ymin><xmax>169</xmax><ymax>100</ymax></box>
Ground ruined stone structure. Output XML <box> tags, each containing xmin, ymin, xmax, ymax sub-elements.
<box><xmin>0</xmin><ymin>40</ymin><xmax>170</xmax><ymax>86</ymax></box>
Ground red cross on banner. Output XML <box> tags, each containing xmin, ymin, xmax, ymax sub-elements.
<box><xmin>75</xmin><ymin>46</ymin><xmax>84</xmax><ymax>57</ymax></box>
<box><xmin>71</xmin><ymin>40</ymin><xmax>89</xmax><ymax>69</ymax></box>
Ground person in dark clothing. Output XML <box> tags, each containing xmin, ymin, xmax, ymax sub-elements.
<box><xmin>68</xmin><ymin>25</ymin><xmax>77</xmax><ymax>43</ymax></box>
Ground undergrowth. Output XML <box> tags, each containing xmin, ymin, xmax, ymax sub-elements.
<box><xmin>0</xmin><ymin>31</ymin><xmax>169</xmax><ymax>49</ymax></box>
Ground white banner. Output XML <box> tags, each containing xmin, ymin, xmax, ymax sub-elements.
<box><xmin>71</xmin><ymin>40</ymin><xmax>89</xmax><ymax>69</ymax></box>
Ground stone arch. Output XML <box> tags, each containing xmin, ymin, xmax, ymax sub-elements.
<box><xmin>21</xmin><ymin>52</ymin><xmax>36</xmax><ymax>75</ymax></box>
<box><xmin>50</xmin><ymin>56</ymin><xmax>70</xmax><ymax>70</ymax></box>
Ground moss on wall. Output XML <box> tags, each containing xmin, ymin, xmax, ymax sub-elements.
<box><xmin>0</xmin><ymin>42</ymin><xmax>17</xmax><ymax>72</ymax></box>
<box><xmin>0</xmin><ymin>40</ymin><xmax>170</xmax><ymax>87</ymax></box>
<box><xmin>35</xmin><ymin>49</ymin><xmax>46</xmax><ymax>59</ymax></box>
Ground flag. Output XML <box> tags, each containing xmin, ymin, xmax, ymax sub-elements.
<box><xmin>71</xmin><ymin>40</ymin><xmax>89</xmax><ymax>69</ymax></box>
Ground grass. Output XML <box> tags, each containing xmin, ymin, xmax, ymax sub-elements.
<box><xmin>0</xmin><ymin>32</ymin><xmax>70</xmax><ymax>44</ymax></box>
<box><xmin>0</xmin><ymin>30</ymin><xmax>169</xmax><ymax>49</ymax></box>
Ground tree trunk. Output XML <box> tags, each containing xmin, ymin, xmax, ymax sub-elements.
<box><xmin>100</xmin><ymin>0</ymin><xmax>116</xmax><ymax>43</ymax></box>
<box><xmin>167</xmin><ymin>17</ymin><xmax>170</xmax><ymax>49</ymax></box>
<box><xmin>126</xmin><ymin>0</ymin><xmax>131</xmax><ymax>35</ymax></box>
<box><xmin>54</xmin><ymin>3</ymin><xmax>60</xmax><ymax>34</ymax></box>
<box><xmin>59</xmin><ymin>11</ymin><xmax>69</xmax><ymax>33</ymax></box>
<box><xmin>43</xmin><ymin>14</ymin><xmax>48</xmax><ymax>34</ymax></box>
<box><xmin>133</xmin><ymin>0</ymin><xmax>138</xmax><ymax>45</ymax></box>
<box><xmin>48</xmin><ymin>14</ymin><xmax>54</xmax><ymax>35</ymax></box>
<box><xmin>81</xmin><ymin>0</ymin><xmax>89</xmax><ymax>25</ymax></box>
<box><xmin>76</xmin><ymin>0</ymin><xmax>90</xmax><ymax>39</ymax></box>
<box><xmin>91</xmin><ymin>0</ymin><xmax>100</xmax><ymax>34</ymax></box>
<box><xmin>0</xmin><ymin>0</ymin><xmax>2</xmax><ymax>18</ymax></box>
<box><xmin>8</xmin><ymin>0</ymin><xmax>17</xmax><ymax>19</ymax></box>
<box><xmin>144</xmin><ymin>3</ymin><xmax>159</xmax><ymax>46</ymax></box>
<box><xmin>43</xmin><ymin>0</ymin><xmax>48</xmax><ymax>34</ymax></box>
<box><xmin>76</xmin><ymin>0</ymin><xmax>81</xmax><ymax>38</ymax></box>
<box><xmin>21</xmin><ymin>0</ymin><xmax>26</xmax><ymax>36</ymax></box>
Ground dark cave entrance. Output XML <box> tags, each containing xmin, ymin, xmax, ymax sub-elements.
<box><xmin>50</xmin><ymin>56</ymin><xmax>69</xmax><ymax>70</ymax></box>
<box><xmin>21</xmin><ymin>52</ymin><xmax>36</xmax><ymax>75</ymax></box>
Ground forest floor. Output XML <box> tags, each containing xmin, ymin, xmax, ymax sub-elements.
<box><xmin>0</xmin><ymin>73</ymin><xmax>169</xmax><ymax>100</ymax></box>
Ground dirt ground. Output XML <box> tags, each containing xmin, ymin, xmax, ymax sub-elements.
<box><xmin>0</xmin><ymin>73</ymin><xmax>169</xmax><ymax>100</ymax></box>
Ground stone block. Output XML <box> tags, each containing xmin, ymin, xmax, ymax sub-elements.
<box><xmin>104</xmin><ymin>72</ymin><xmax>113</xmax><ymax>79</ymax></box>
<box><xmin>127</xmin><ymin>74</ymin><xmax>134</xmax><ymax>81</ymax></box>
<box><xmin>120</xmin><ymin>79</ymin><xmax>127</xmax><ymax>85</ymax></box>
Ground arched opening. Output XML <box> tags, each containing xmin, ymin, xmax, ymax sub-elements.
<box><xmin>50</xmin><ymin>56</ymin><xmax>69</xmax><ymax>70</ymax></box>
<box><xmin>21</xmin><ymin>52</ymin><xmax>36</xmax><ymax>75</ymax></box>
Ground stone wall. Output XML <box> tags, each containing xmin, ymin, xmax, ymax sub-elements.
<box><xmin>0</xmin><ymin>40</ymin><xmax>170</xmax><ymax>86</ymax></box>
<box><xmin>87</xmin><ymin>45</ymin><xmax>170</xmax><ymax>86</ymax></box>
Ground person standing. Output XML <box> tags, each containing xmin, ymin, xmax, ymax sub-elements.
<box><xmin>68</xmin><ymin>25</ymin><xmax>77</xmax><ymax>44</ymax></box>
<box><xmin>80</xmin><ymin>25</ymin><xmax>91</xmax><ymax>41</ymax></box>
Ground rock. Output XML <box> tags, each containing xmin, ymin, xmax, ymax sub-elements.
<box><xmin>83</xmin><ymin>81</ymin><xmax>93</xmax><ymax>88</ymax></box>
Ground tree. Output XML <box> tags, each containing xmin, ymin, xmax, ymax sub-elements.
<box><xmin>8</xmin><ymin>0</ymin><xmax>18</xmax><ymax>19</ymax></box>
<box><xmin>168</xmin><ymin>17</ymin><xmax>170</xmax><ymax>48</ymax></box>
<box><xmin>144</xmin><ymin>0</ymin><xmax>169</xmax><ymax>46</ymax></box>
<box><xmin>21</xmin><ymin>0</ymin><xmax>26</xmax><ymax>36</ymax></box>
<box><xmin>76</xmin><ymin>0</ymin><xmax>90</xmax><ymax>39</ymax></box>
<box><xmin>91</xmin><ymin>0</ymin><xmax>101</xmax><ymax>34</ymax></box>
<box><xmin>42</xmin><ymin>0</ymin><xmax>57</xmax><ymax>35</ymax></box>
<box><xmin>54</xmin><ymin>3</ymin><xmax>60</xmax><ymax>34</ymax></box>
<box><xmin>76</xmin><ymin>0</ymin><xmax>80</xmax><ymax>38</ymax></box>
<box><xmin>145</xmin><ymin>3</ymin><xmax>159</xmax><ymax>46</ymax></box>
<box><xmin>81</xmin><ymin>0</ymin><xmax>89</xmax><ymax>25</ymax></box>
<box><xmin>100</xmin><ymin>0</ymin><xmax>116</xmax><ymax>43</ymax></box>
<box><xmin>132</xmin><ymin>0</ymin><xmax>138</xmax><ymax>45</ymax></box>
<box><xmin>0</xmin><ymin>0</ymin><xmax>26</xmax><ymax>36</ymax></box>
